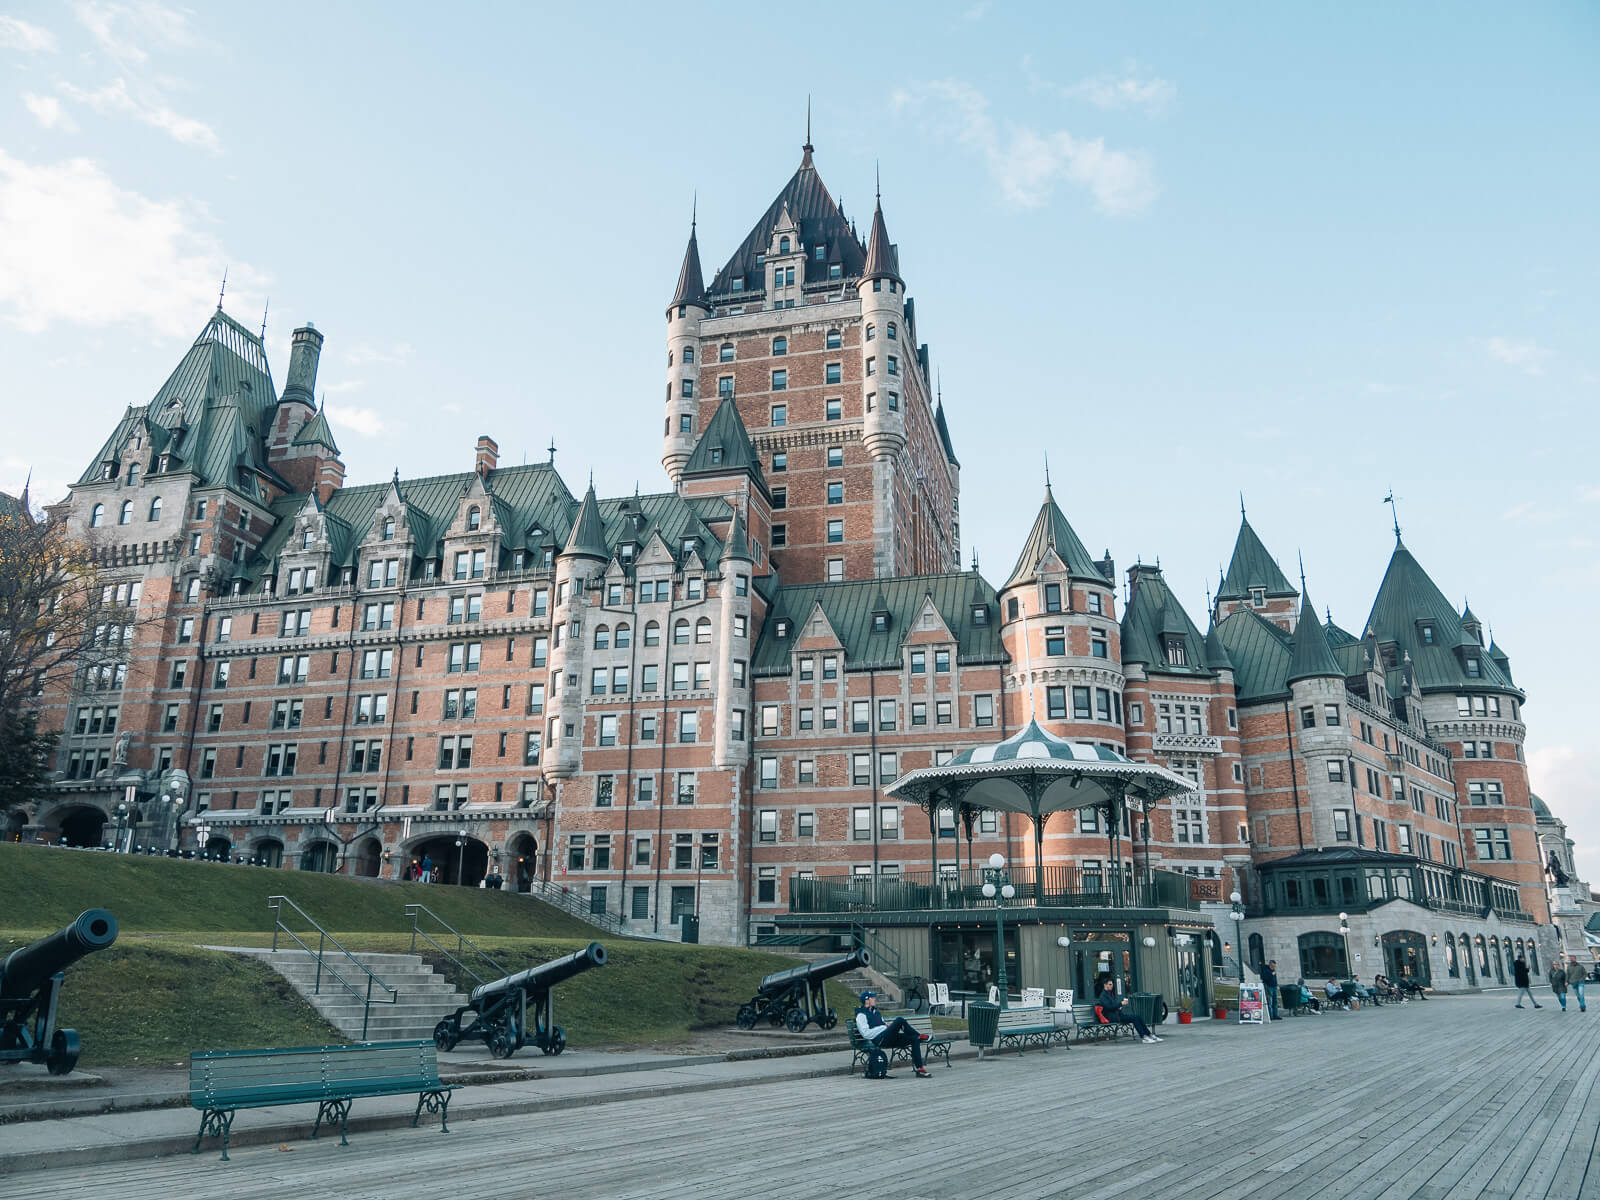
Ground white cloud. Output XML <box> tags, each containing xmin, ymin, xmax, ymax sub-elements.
<box><xmin>325</xmin><ymin>403</ymin><xmax>384</xmax><ymax>437</ymax></box>
<box><xmin>23</xmin><ymin>92</ymin><xmax>77</xmax><ymax>131</ymax></box>
<box><xmin>344</xmin><ymin>341</ymin><xmax>415</xmax><ymax>368</ymax></box>
<box><xmin>1066</xmin><ymin>67</ymin><xmax>1176</xmax><ymax>114</ymax></box>
<box><xmin>891</xmin><ymin>80</ymin><xmax>1156</xmax><ymax>215</ymax></box>
<box><xmin>60</xmin><ymin>78</ymin><xmax>219</xmax><ymax>151</ymax></box>
<box><xmin>73</xmin><ymin>0</ymin><xmax>198</xmax><ymax>64</ymax></box>
<box><xmin>0</xmin><ymin>15</ymin><xmax>57</xmax><ymax>52</ymax></box>
<box><xmin>1485</xmin><ymin>336</ymin><xmax>1549</xmax><ymax>375</ymax></box>
<box><xmin>0</xmin><ymin>149</ymin><xmax>266</xmax><ymax>337</ymax></box>
<box><xmin>1576</xmin><ymin>485</ymin><xmax>1600</xmax><ymax>503</ymax></box>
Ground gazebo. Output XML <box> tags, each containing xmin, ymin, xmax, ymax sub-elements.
<box><xmin>884</xmin><ymin>720</ymin><xmax>1198</xmax><ymax>907</ymax></box>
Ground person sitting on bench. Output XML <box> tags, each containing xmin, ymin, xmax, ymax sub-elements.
<box><xmin>854</xmin><ymin>991</ymin><xmax>931</xmax><ymax>1077</ymax></box>
<box><xmin>1326</xmin><ymin>980</ymin><xmax>1353</xmax><ymax>1010</ymax></box>
<box><xmin>1094</xmin><ymin>980</ymin><xmax>1161</xmax><ymax>1043</ymax></box>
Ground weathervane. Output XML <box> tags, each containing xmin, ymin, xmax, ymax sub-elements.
<box><xmin>1383</xmin><ymin>489</ymin><xmax>1402</xmax><ymax>539</ymax></box>
<box><xmin>217</xmin><ymin>266</ymin><xmax>228</xmax><ymax>311</ymax></box>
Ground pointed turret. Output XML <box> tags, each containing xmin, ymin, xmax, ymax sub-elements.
<box><xmin>1218</xmin><ymin>515</ymin><xmax>1297</xmax><ymax>601</ymax></box>
<box><xmin>1367</xmin><ymin>538</ymin><xmax>1517</xmax><ymax>693</ymax></box>
<box><xmin>1005</xmin><ymin>484</ymin><xmax>1105</xmax><ymax>588</ymax></box>
<box><xmin>1488</xmin><ymin>638</ymin><xmax>1512</xmax><ymax>682</ymax></box>
<box><xmin>680</xmin><ymin>395</ymin><xmax>770</xmax><ymax>498</ymax></box>
<box><xmin>1205</xmin><ymin>622</ymin><xmax>1234</xmax><ymax>671</ymax></box>
<box><xmin>668</xmin><ymin>220</ymin><xmax>708</xmax><ymax>314</ymax></box>
<box><xmin>292</xmin><ymin>404</ymin><xmax>340</xmax><ymax>455</ymax></box>
<box><xmin>862</xmin><ymin>195</ymin><xmax>899</xmax><ymax>283</ymax></box>
<box><xmin>724</xmin><ymin>508</ymin><xmax>753</xmax><ymax>562</ymax></box>
<box><xmin>561</xmin><ymin>483</ymin><xmax>610</xmax><ymax>561</ymax></box>
<box><xmin>1287</xmin><ymin>592</ymin><xmax>1342</xmax><ymax>683</ymax></box>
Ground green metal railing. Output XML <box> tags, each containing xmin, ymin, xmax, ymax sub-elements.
<box><xmin>524</xmin><ymin>878</ymin><xmax>625</xmax><ymax>935</ymax></box>
<box><xmin>789</xmin><ymin>867</ymin><xmax>1197</xmax><ymax>916</ymax></box>
<box><xmin>405</xmin><ymin>903</ymin><xmax>507</xmax><ymax>994</ymax></box>
<box><xmin>267</xmin><ymin>895</ymin><xmax>397</xmax><ymax>1039</ymax></box>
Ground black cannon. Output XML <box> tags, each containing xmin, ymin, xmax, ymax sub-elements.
<box><xmin>736</xmin><ymin>948</ymin><xmax>868</xmax><ymax>1033</ymax></box>
<box><xmin>433</xmin><ymin>942</ymin><xmax>606</xmax><ymax>1059</ymax></box>
<box><xmin>1</xmin><ymin>909</ymin><xmax>119</xmax><ymax>1075</ymax></box>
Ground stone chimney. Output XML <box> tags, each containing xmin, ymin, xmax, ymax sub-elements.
<box><xmin>282</xmin><ymin>324</ymin><xmax>324</xmax><ymax>407</ymax></box>
<box><xmin>475</xmin><ymin>435</ymin><xmax>499</xmax><ymax>477</ymax></box>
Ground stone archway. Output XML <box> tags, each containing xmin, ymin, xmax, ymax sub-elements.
<box><xmin>204</xmin><ymin>835</ymin><xmax>233</xmax><ymax>861</ymax></box>
<box><xmin>507</xmin><ymin>833</ymin><xmax>538</xmax><ymax>892</ymax></box>
<box><xmin>253</xmin><ymin>837</ymin><xmax>284</xmax><ymax>868</ymax></box>
<box><xmin>410</xmin><ymin>834</ymin><xmax>489</xmax><ymax>886</ymax></box>
<box><xmin>299</xmin><ymin>840</ymin><xmax>339</xmax><ymax>873</ymax></box>
<box><xmin>3</xmin><ymin>807</ymin><xmax>28</xmax><ymax>843</ymax></box>
<box><xmin>51</xmin><ymin>804</ymin><xmax>108</xmax><ymax>848</ymax></box>
<box><xmin>354</xmin><ymin>836</ymin><xmax>382</xmax><ymax>878</ymax></box>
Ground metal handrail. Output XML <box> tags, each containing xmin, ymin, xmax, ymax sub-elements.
<box><xmin>524</xmin><ymin>878</ymin><xmax>625</xmax><ymax>935</ymax></box>
<box><xmin>405</xmin><ymin>903</ymin><xmax>507</xmax><ymax>993</ymax></box>
<box><xmin>850</xmin><ymin>922</ymin><xmax>902</xmax><ymax>980</ymax></box>
<box><xmin>267</xmin><ymin>895</ymin><xmax>398</xmax><ymax>1039</ymax></box>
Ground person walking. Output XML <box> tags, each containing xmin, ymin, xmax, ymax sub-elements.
<box><xmin>1548</xmin><ymin>960</ymin><xmax>1569</xmax><ymax>1011</ymax></box>
<box><xmin>1567</xmin><ymin>957</ymin><xmax>1588</xmax><ymax>1012</ymax></box>
<box><xmin>1259</xmin><ymin>959</ymin><xmax>1281</xmax><ymax>1020</ymax></box>
<box><xmin>1513</xmin><ymin>955</ymin><xmax>1541</xmax><ymax>1008</ymax></box>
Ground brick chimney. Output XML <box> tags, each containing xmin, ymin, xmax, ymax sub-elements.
<box><xmin>475</xmin><ymin>435</ymin><xmax>499</xmax><ymax>477</ymax></box>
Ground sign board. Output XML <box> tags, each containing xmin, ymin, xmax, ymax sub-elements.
<box><xmin>1238</xmin><ymin>984</ymin><xmax>1266</xmax><ymax>1025</ymax></box>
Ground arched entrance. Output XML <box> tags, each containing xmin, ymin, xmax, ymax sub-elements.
<box><xmin>204</xmin><ymin>835</ymin><xmax>233</xmax><ymax>861</ymax></box>
<box><xmin>3</xmin><ymin>807</ymin><xmax>27</xmax><ymax>843</ymax></box>
<box><xmin>354</xmin><ymin>836</ymin><xmax>382</xmax><ymax>878</ymax></box>
<box><xmin>411</xmin><ymin>835</ymin><xmax>489</xmax><ymax>886</ymax></box>
<box><xmin>54</xmin><ymin>805</ymin><xmax>107</xmax><ymax>847</ymax></box>
<box><xmin>254</xmin><ymin>838</ymin><xmax>284</xmax><ymax>868</ymax></box>
<box><xmin>1381</xmin><ymin>930</ymin><xmax>1430</xmax><ymax>986</ymax></box>
<box><xmin>300</xmin><ymin>840</ymin><xmax>339</xmax><ymax>872</ymax></box>
<box><xmin>508</xmin><ymin>833</ymin><xmax>538</xmax><ymax>891</ymax></box>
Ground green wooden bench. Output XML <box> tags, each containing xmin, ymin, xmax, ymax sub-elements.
<box><xmin>846</xmin><ymin>1013</ymin><xmax>952</xmax><ymax>1074</ymax></box>
<box><xmin>190</xmin><ymin>1040</ymin><xmax>453</xmax><ymax>1160</ymax></box>
<box><xmin>990</xmin><ymin>1007</ymin><xmax>1070</xmax><ymax>1056</ymax></box>
<box><xmin>1071</xmin><ymin>1003</ymin><xmax>1139</xmax><ymax>1044</ymax></box>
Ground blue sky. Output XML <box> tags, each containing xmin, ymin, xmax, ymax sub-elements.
<box><xmin>3</xmin><ymin>2</ymin><xmax>1597</xmax><ymax>875</ymax></box>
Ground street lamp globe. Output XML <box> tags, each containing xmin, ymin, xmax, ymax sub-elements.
<box><xmin>1229</xmin><ymin>890</ymin><xmax>1242</xmax><ymax>905</ymax></box>
<box><xmin>988</xmin><ymin>852</ymin><xmax>1005</xmax><ymax>870</ymax></box>
<box><xmin>1000</xmin><ymin>884</ymin><xmax>1015</xmax><ymax>900</ymax></box>
<box><xmin>1058</xmin><ymin>936</ymin><xmax>1071</xmax><ymax>949</ymax></box>
<box><xmin>1338</xmin><ymin>912</ymin><xmax>1348</xmax><ymax>922</ymax></box>
<box><xmin>981</xmin><ymin>882</ymin><xmax>997</xmax><ymax>898</ymax></box>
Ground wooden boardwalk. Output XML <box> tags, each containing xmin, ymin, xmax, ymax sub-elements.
<box><xmin>13</xmin><ymin>994</ymin><xmax>1600</xmax><ymax>1199</ymax></box>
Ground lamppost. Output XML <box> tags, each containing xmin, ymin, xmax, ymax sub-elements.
<box><xmin>113</xmin><ymin>802</ymin><xmax>129</xmax><ymax>853</ymax></box>
<box><xmin>1339</xmin><ymin>912</ymin><xmax>1351</xmax><ymax>975</ymax></box>
<box><xmin>981</xmin><ymin>853</ymin><xmax>1016</xmax><ymax>1009</ymax></box>
<box><xmin>1229</xmin><ymin>889</ymin><xmax>1244</xmax><ymax>980</ymax></box>
<box><xmin>454</xmin><ymin>837</ymin><xmax>466</xmax><ymax>886</ymax></box>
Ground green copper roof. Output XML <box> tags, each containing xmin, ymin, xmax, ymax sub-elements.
<box><xmin>1364</xmin><ymin>539</ymin><xmax>1518</xmax><ymax>695</ymax></box>
<box><xmin>1214</xmin><ymin>607</ymin><xmax>1294</xmax><ymax>701</ymax></box>
<box><xmin>681</xmin><ymin>396</ymin><xmax>770</xmax><ymax>497</ymax></box>
<box><xmin>1531</xmin><ymin>792</ymin><xmax>1551</xmax><ymax>819</ymax></box>
<box><xmin>562</xmin><ymin>483</ymin><xmax>611</xmax><ymax>560</ymax></box>
<box><xmin>724</xmin><ymin>508</ymin><xmax>752</xmax><ymax>561</ymax></box>
<box><xmin>752</xmin><ymin>571</ymin><xmax>1003</xmax><ymax>674</ymax></box>
<box><xmin>934</xmin><ymin>400</ymin><xmax>959</xmax><ymax>467</ymax></box>
<box><xmin>1287</xmin><ymin>592</ymin><xmax>1343</xmax><ymax>683</ymax></box>
<box><xmin>1204</xmin><ymin>623</ymin><xmax>1234</xmax><ymax>671</ymax></box>
<box><xmin>1218</xmin><ymin>516</ymin><xmax>1297</xmax><ymax>601</ymax></box>
<box><xmin>1120</xmin><ymin>567</ymin><xmax>1211</xmax><ymax>676</ymax></box>
<box><xmin>0</xmin><ymin>489</ymin><xmax>27</xmax><ymax>521</ymax></box>
<box><xmin>292</xmin><ymin>406</ymin><xmax>340</xmax><ymax>454</ymax></box>
<box><xmin>1005</xmin><ymin>485</ymin><xmax>1105</xmax><ymax>589</ymax></box>
<box><xmin>1324</xmin><ymin>614</ymin><xmax>1359</xmax><ymax>647</ymax></box>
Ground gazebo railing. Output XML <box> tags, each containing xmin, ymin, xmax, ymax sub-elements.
<box><xmin>789</xmin><ymin>867</ymin><xmax>1197</xmax><ymax>915</ymax></box>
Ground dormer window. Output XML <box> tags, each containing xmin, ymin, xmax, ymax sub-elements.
<box><xmin>1465</xmin><ymin>657</ymin><xmax>1481</xmax><ymax>679</ymax></box>
<box><xmin>709</xmin><ymin>448</ymin><xmax>723</xmax><ymax>464</ymax></box>
<box><xmin>1163</xmin><ymin>635</ymin><xmax>1188</xmax><ymax>666</ymax></box>
<box><xmin>1418</xmin><ymin>621</ymin><xmax>1435</xmax><ymax>645</ymax></box>
<box><xmin>873</xmin><ymin>612</ymin><xmax>889</xmax><ymax>633</ymax></box>
<box><xmin>383</xmin><ymin>518</ymin><xmax>395</xmax><ymax>540</ymax></box>
<box><xmin>513</xmin><ymin>550</ymin><xmax>525</xmax><ymax>570</ymax></box>
<box><xmin>101</xmin><ymin>464</ymin><xmax>115</xmax><ymax>481</ymax></box>
<box><xmin>972</xmin><ymin>604</ymin><xmax>989</xmax><ymax>626</ymax></box>
<box><xmin>681</xmin><ymin>538</ymin><xmax>696</xmax><ymax>555</ymax></box>
<box><xmin>301</xmin><ymin>530</ymin><xmax>314</xmax><ymax>550</ymax></box>
<box><xmin>467</xmin><ymin>506</ymin><xmax>481</xmax><ymax>531</ymax></box>
<box><xmin>775</xmin><ymin>619</ymin><xmax>791</xmax><ymax>638</ymax></box>
<box><xmin>813</xmin><ymin>245</ymin><xmax>824</xmax><ymax>262</ymax></box>
<box><xmin>1250</xmin><ymin>587</ymin><xmax>1266</xmax><ymax>607</ymax></box>
<box><xmin>779</xmin><ymin>236</ymin><xmax>790</xmax><ymax>254</ymax></box>
<box><xmin>731</xmin><ymin>278</ymin><xmax>745</xmax><ymax>293</ymax></box>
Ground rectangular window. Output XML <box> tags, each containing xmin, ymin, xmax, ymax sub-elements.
<box><xmin>852</xmin><ymin>807</ymin><xmax>871</xmax><ymax>839</ymax></box>
<box><xmin>1091</xmin><ymin>630</ymin><xmax>1109</xmax><ymax>659</ymax></box>
<box><xmin>679</xmin><ymin>712</ymin><xmax>698</xmax><ymax>743</ymax></box>
<box><xmin>911</xmin><ymin>701</ymin><xmax>927</xmax><ymax>726</ymax></box>
<box><xmin>852</xmin><ymin>754</ymin><xmax>870</xmax><ymax>786</ymax></box>
<box><xmin>1045</xmin><ymin>626</ymin><xmax>1065</xmax><ymax>656</ymax></box>
<box><xmin>827</xmin><ymin>519</ymin><xmax>843</xmax><ymax>543</ymax></box>
<box><xmin>935</xmin><ymin>700</ymin><xmax>952</xmax><ymax>725</ymax></box>
<box><xmin>1047</xmin><ymin>686</ymin><xmax>1067</xmax><ymax>719</ymax></box>
<box><xmin>771</xmin><ymin>370</ymin><xmax>787</xmax><ymax>392</ymax></box>
<box><xmin>1333</xmin><ymin>810</ymin><xmax>1352</xmax><ymax>841</ymax></box>
<box><xmin>827</xmin><ymin>481</ymin><xmax>843</xmax><ymax>505</ymax></box>
<box><xmin>825</xmin><ymin>398</ymin><xmax>842</xmax><ymax>420</ymax></box>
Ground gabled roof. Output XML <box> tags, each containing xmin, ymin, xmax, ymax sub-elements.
<box><xmin>1214</xmin><ymin>607</ymin><xmax>1294</xmax><ymax>701</ymax></box>
<box><xmin>1365</xmin><ymin>539</ymin><xmax>1519</xmax><ymax>694</ymax></box>
<box><xmin>668</xmin><ymin>222</ymin><xmax>708</xmax><ymax>312</ymax></box>
<box><xmin>562</xmin><ymin>483</ymin><xmax>610</xmax><ymax>560</ymax></box>
<box><xmin>1287</xmin><ymin>592</ymin><xmax>1343</xmax><ymax>683</ymax></box>
<box><xmin>1121</xmin><ymin>567</ymin><xmax>1211</xmax><ymax>676</ymax></box>
<box><xmin>680</xmin><ymin>397</ymin><xmax>770</xmax><ymax>498</ymax></box>
<box><xmin>292</xmin><ymin>406</ymin><xmax>340</xmax><ymax>454</ymax></box>
<box><xmin>1218</xmin><ymin>516</ymin><xmax>1297</xmax><ymax>601</ymax></box>
<box><xmin>1005</xmin><ymin>485</ymin><xmax>1105</xmax><ymax>589</ymax></box>
<box><xmin>706</xmin><ymin>149</ymin><xmax>867</xmax><ymax>297</ymax></box>
<box><xmin>752</xmin><ymin>571</ymin><xmax>1003</xmax><ymax>673</ymax></box>
<box><xmin>861</xmin><ymin>197</ymin><xmax>899</xmax><ymax>281</ymax></box>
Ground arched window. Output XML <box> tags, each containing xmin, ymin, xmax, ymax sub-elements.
<box><xmin>683</xmin><ymin>346</ymin><xmax>694</xmax><ymax>364</ymax></box>
<box><xmin>887</xmin><ymin>321</ymin><xmax>897</xmax><ymax>341</ymax></box>
<box><xmin>1461</xmin><ymin>931</ymin><xmax>1475</xmax><ymax>983</ymax></box>
<box><xmin>119</xmin><ymin>501</ymin><xmax>133</xmax><ymax>525</ymax></box>
<box><xmin>1528</xmin><ymin>942</ymin><xmax>1538</xmax><ymax>973</ymax></box>
<box><xmin>1475</xmin><ymin>935</ymin><xmax>1490</xmax><ymax>976</ymax></box>
<box><xmin>673</xmin><ymin>619</ymin><xmax>690</xmax><ymax>645</ymax></box>
<box><xmin>90</xmin><ymin>504</ymin><xmax>104</xmax><ymax>527</ymax></box>
<box><xmin>643</xmin><ymin>621</ymin><xmax>661</xmax><ymax>647</ymax></box>
<box><xmin>771</xmin><ymin>336</ymin><xmax>787</xmax><ymax>356</ymax></box>
<box><xmin>1248</xmin><ymin>933</ymin><xmax>1265</xmax><ymax>973</ymax></box>
<box><xmin>593</xmin><ymin>625</ymin><xmax>610</xmax><ymax>650</ymax></box>
<box><xmin>695</xmin><ymin>618</ymin><xmax>712</xmax><ymax>644</ymax></box>
<box><xmin>866</xmin><ymin>323</ymin><xmax>875</xmax><ymax>341</ymax></box>
<box><xmin>466</xmin><ymin>506</ymin><xmax>481</xmax><ymax>531</ymax></box>
<box><xmin>383</xmin><ymin>518</ymin><xmax>395</xmax><ymax>540</ymax></box>
<box><xmin>720</xmin><ymin>343</ymin><xmax>734</xmax><ymax>362</ymax></box>
<box><xmin>148</xmin><ymin>496</ymin><xmax>162</xmax><ymax>521</ymax></box>
<box><xmin>1296</xmin><ymin>931</ymin><xmax>1348</xmax><ymax>979</ymax></box>
<box><xmin>1444</xmin><ymin>933</ymin><xmax>1458</xmax><ymax>978</ymax></box>
<box><xmin>615</xmin><ymin>623</ymin><xmax>631</xmax><ymax>649</ymax></box>
<box><xmin>779</xmin><ymin>236</ymin><xmax>790</xmax><ymax>254</ymax></box>
<box><xmin>667</xmin><ymin>350</ymin><xmax>674</xmax><ymax>366</ymax></box>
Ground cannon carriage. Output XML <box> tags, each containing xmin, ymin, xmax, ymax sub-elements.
<box><xmin>0</xmin><ymin>909</ymin><xmax>119</xmax><ymax>1076</ymax></box>
<box><xmin>432</xmin><ymin>942</ymin><xmax>606</xmax><ymax>1059</ymax></box>
<box><xmin>735</xmin><ymin>948</ymin><xmax>868</xmax><ymax>1033</ymax></box>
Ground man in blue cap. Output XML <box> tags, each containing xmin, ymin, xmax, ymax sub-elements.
<box><xmin>854</xmin><ymin>990</ymin><xmax>931</xmax><ymax>1077</ymax></box>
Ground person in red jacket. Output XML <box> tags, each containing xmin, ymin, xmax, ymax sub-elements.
<box><xmin>1095</xmin><ymin>979</ymin><xmax>1161</xmax><ymax>1043</ymax></box>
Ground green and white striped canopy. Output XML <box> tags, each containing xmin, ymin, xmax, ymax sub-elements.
<box><xmin>884</xmin><ymin>720</ymin><xmax>1196</xmax><ymax>816</ymax></box>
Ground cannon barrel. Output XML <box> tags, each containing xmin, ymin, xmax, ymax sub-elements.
<box><xmin>469</xmin><ymin>942</ymin><xmax>606</xmax><ymax>1006</ymax></box>
<box><xmin>1</xmin><ymin>910</ymin><xmax>118</xmax><ymax>998</ymax></box>
<box><xmin>755</xmin><ymin>948</ymin><xmax>868</xmax><ymax>997</ymax></box>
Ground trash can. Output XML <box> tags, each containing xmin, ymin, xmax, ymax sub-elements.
<box><xmin>679</xmin><ymin>914</ymin><xmax>700</xmax><ymax>944</ymax></box>
<box><xmin>1126</xmin><ymin>992</ymin><xmax>1160</xmax><ymax>1029</ymax></box>
<box><xmin>967</xmin><ymin>1000</ymin><xmax>1000</xmax><ymax>1050</ymax></box>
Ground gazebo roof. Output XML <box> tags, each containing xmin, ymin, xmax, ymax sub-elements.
<box><xmin>885</xmin><ymin>720</ymin><xmax>1196</xmax><ymax>816</ymax></box>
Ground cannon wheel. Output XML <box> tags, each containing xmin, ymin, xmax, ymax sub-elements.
<box><xmin>784</xmin><ymin>1007</ymin><xmax>809</xmax><ymax>1034</ymax></box>
<box><xmin>735</xmin><ymin>1003</ymin><xmax>757</xmax><ymax>1030</ymax></box>
<box><xmin>541</xmin><ymin>1026</ymin><xmax>566</xmax><ymax>1056</ymax></box>
<box><xmin>487</xmin><ymin>1026</ymin><xmax>517</xmax><ymax>1059</ymax></box>
<box><xmin>46</xmin><ymin>1028</ymin><xmax>80</xmax><ymax>1077</ymax></box>
<box><xmin>817</xmin><ymin>1008</ymin><xmax>837</xmax><ymax>1030</ymax></box>
<box><xmin>433</xmin><ymin>1019</ymin><xmax>460</xmax><ymax>1053</ymax></box>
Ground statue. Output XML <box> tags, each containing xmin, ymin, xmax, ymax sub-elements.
<box><xmin>1547</xmin><ymin>852</ymin><xmax>1570</xmax><ymax>888</ymax></box>
<box><xmin>112</xmin><ymin>731</ymin><xmax>132</xmax><ymax>767</ymax></box>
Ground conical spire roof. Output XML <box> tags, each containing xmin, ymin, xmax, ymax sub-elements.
<box><xmin>1005</xmin><ymin>485</ymin><xmax>1104</xmax><ymax>589</ymax></box>
<box><xmin>1205</xmin><ymin>622</ymin><xmax>1234</xmax><ymax>671</ymax></box>
<box><xmin>668</xmin><ymin>220</ymin><xmax>708</xmax><ymax>312</ymax></box>
<box><xmin>1287</xmin><ymin>592</ymin><xmax>1342</xmax><ymax>683</ymax></box>
<box><xmin>724</xmin><ymin>508</ymin><xmax>752</xmax><ymax>561</ymax></box>
<box><xmin>862</xmin><ymin>195</ymin><xmax>899</xmax><ymax>281</ymax></box>
<box><xmin>1366</xmin><ymin>538</ymin><xmax>1516</xmax><ymax>693</ymax></box>
<box><xmin>561</xmin><ymin>482</ymin><xmax>610</xmax><ymax>560</ymax></box>
<box><xmin>292</xmin><ymin>405</ymin><xmax>340</xmax><ymax>454</ymax></box>
<box><xmin>1218</xmin><ymin>516</ymin><xmax>1297</xmax><ymax>600</ymax></box>
<box><xmin>707</xmin><ymin>146</ymin><xmax>866</xmax><ymax>294</ymax></box>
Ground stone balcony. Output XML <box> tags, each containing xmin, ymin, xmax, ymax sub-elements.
<box><xmin>1153</xmin><ymin>732</ymin><xmax>1223</xmax><ymax>754</ymax></box>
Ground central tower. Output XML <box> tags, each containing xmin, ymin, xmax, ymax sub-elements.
<box><xmin>661</xmin><ymin>138</ymin><xmax>960</xmax><ymax>584</ymax></box>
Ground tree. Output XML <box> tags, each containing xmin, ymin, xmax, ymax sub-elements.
<box><xmin>0</xmin><ymin>710</ymin><xmax>56</xmax><ymax>811</ymax></box>
<box><xmin>0</xmin><ymin>508</ymin><xmax>104</xmax><ymax>724</ymax></box>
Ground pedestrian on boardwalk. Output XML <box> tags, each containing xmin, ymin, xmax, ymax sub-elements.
<box><xmin>1259</xmin><ymin>959</ymin><xmax>1281</xmax><ymax>1020</ymax></box>
<box><xmin>1566</xmin><ymin>957</ymin><xmax>1588</xmax><ymax>1012</ymax></box>
<box><xmin>1549</xmin><ymin>960</ymin><xmax>1569</xmax><ymax>1011</ymax></box>
<box><xmin>1513</xmin><ymin>955</ymin><xmax>1541</xmax><ymax>1008</ymax></box>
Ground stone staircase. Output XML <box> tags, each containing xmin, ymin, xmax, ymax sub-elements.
<box><xmin>226</xmin><ymin>948</ymin><xmax>470</xmax><ymax>1042</ymax></box>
